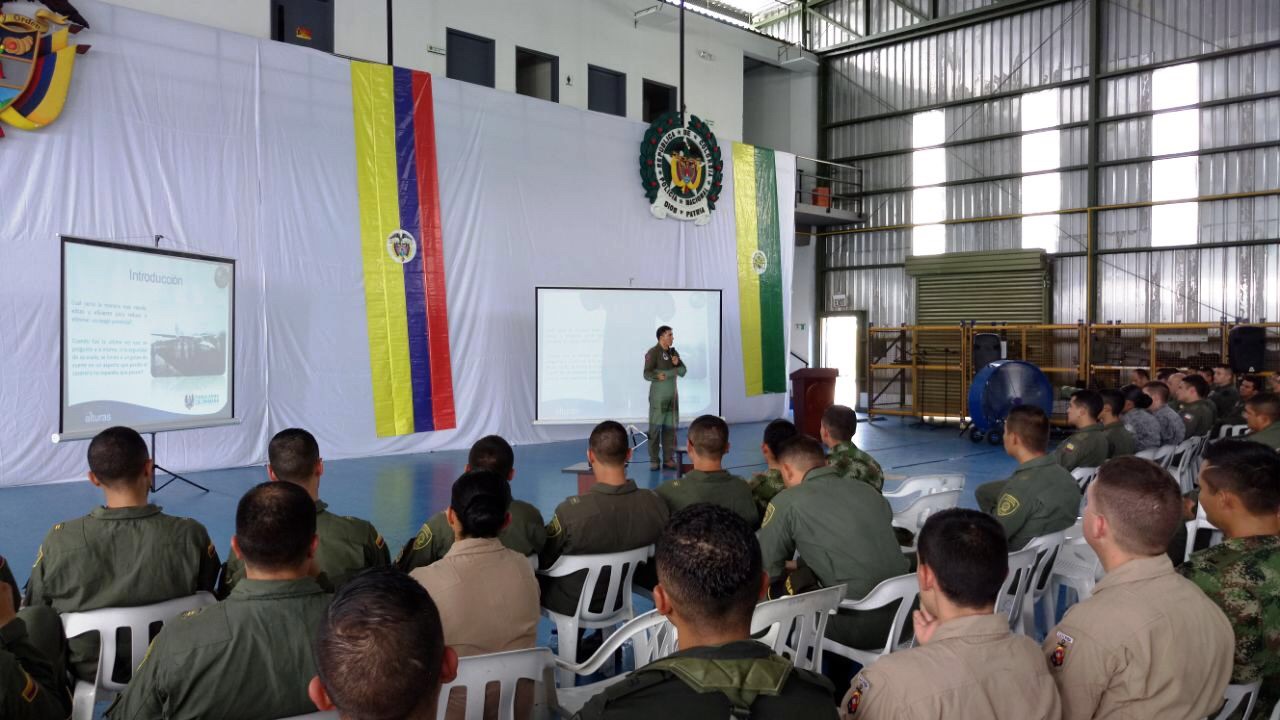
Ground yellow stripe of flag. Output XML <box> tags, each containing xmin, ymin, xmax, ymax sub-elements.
<box><xmin>734</xmin><ymin>142</ymin><xmax>763</xmax><ymax>396</ymax></box>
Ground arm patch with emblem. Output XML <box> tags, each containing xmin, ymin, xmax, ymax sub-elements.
<box><xmin>996</xmin><ymin>494</ymin><xmax>1021</xmax><ymax>517</ymax></box>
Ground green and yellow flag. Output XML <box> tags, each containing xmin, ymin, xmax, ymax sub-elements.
<box><xmin>733</xmin><ymin>142</ymin><xmax>786</xmax><ymax>396</ymax></box>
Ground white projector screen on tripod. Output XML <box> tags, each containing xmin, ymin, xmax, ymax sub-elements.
<box><xmin>536</xmin><ymin>287</ymin><xmax>722</xmax><ymax>425</ymax></box>
<box><xmin>58</xmin><ymin>237</ymin><xmax>236</xmax><ymax>441</ymax></box>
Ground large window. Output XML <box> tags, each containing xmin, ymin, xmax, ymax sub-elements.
<box><xmin>1020</xmin><ymin>88</ymin><xmax>1062</xmax><ymax>253</ymax></box>
<box><xmin>1149</xmin><ymin>63</ymin><xmax>1200</xmax><ymax>248</ymax></box>
<box><xmin>910</xmin><ymin>110</ymin><xmax>946</xmax><ymax>256</ymax></box>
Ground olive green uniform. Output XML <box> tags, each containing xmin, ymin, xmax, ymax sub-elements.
<box><xmin>398</xmin><ymin>499</ymin><xmax>545</xmax><ymax>573</ymax></box>
<box><xmin>24</xmin><ymin>505</ymin><xmax>219</xmax><ymax>682</ymax></box>
<box><xmin>748</xmin><ymin>468</ymin><xmax>785</xmax><ymax>517</ymax></box>
<box><xmin>757</xmin><ymin>466</ymin><xmax>910</xmax><ymax>648</ymax></box>
<box><xmin>539</xmin><ymin>481</ymin><xmax>669</xmax><ymax>616</ymax></box>
<box><xmin>220</xmin><ymin>499</ymin><xmax>389</xmax><ymax>596</ymax></box>
<box><xmin>1180</xmin><ymin>398</ymin><xmax>1217</xmax><ymax>438</ymax></box>
<box><xmin>106</xmin><ymin>577</ymin><xmax>331</xmax><ymax>720</ymax></box>
<box><xmin>828</xmin><ymin>441</ymin><xmax>885</xmax><ymax>492</ymax></box>
<box><xmin>1101</xmin><ymin>421</ymin><xmax>1135</xmax><ymax>458</ymax></box>
<box><xmin>656</xmin><ymin>470</ymin><xmax>759</xmax><ymax>527</ymax></box>
<box><xmin>975</xmin><ymin>455</ymin><xmax>1081</xmax><ymax>550</ymax></box>
<box><xmin>1</xmin><ymin>607</ymin><xmax>70</xmax><ymax>720</ymax></box>
<box><xmin>1209</xmin><ymin>383</ymin><xmax>1241</xmax><ymax>421</ymax></box>
<box><xmin>573</xmin><ymin>640</ymin><xmax>838</xmax><ymax>719</ymax></box>
<box><xmin>1051</xmin><ymin>424</ymin><xmax>1109</xmax><ymax>471</ymax></box>
<box><xmin>643</xmin><ymin>344</ymin><xmax>687</xmax><ymax>466</ymax></box>
<box><xmin>1246</xmin><ymin>423</ymin><xmax>1280</xmax><ymax>451</ymax></box>
<box><xmin>0</xmin><ymin>556</ymin><xmax>18</xmax><ymax>612</ymax></box>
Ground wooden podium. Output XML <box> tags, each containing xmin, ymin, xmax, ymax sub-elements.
<box><xmin>790</xmin><ymin>368</ymin><xmax>839</xmax><ymax>438</ymax></box>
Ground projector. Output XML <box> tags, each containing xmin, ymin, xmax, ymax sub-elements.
<box><xmin>778</xmin><ymin>45</ymin><xmax>819</xmax><ymax>72</ymax></box>
<box><xmin>635</xmin><ymin>3</ymin><xmax>677</xmax><ymax>27</ymax></box>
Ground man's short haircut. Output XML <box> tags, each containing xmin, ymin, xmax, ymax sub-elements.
<box><xmin>916</xmin><ymin>509</ymin><xmax>1009</xmax><ymax>610</ymax></box>
<box><xmin>1090</xmin><ymin>457</ymin><xmax>1182</xmax><ymax>556</ymax></box>
<box><xmin>235</xmin><ymin>481</ymin><xmax>317</xmax><ymax>571</ymax></box>
<box><xmin>688</xmin><ymin>415</ymin><xmax>730</xmax><ymax>458</ymax></box>
<box><xmin>656</xmin><ymin>325</ymin><xmax>672</xmax><ymax>340</ymax></box>
<box><xmin>1246</xmin><ymin>392</ymin><xmax>1280</xmax><ymax>421</ymax></box>
<box><xmin>1213</xmin><ymin>363</ymin><xmax>1233</xmax><ymax>374</ymax></box>
<box><xmin>1098</xmin><ymin>389</ymin><xmax>1125</xmax><ymax>418</ymax></box>
<box><xmin>1144</xmin><ymin>381</ymin><xmax>1170</xmax><ymax>402</ymax></box>
<box><xmin>589</xmin><ymin>421</ymin><xmax>630</xmax><ymax>467</ymax></box>
<box><xmin>314</xmin><ymin>567</ymin><xmax>445</xmax><ymax>720</ymax></box>
<box><xmin>1182</xmin><ymin>374</ymin><xmax>1209</xmax><ymax>399</ymax></box>
<box><xmin>1122</xmin><ymin>384</ymin><xmax>1152</xmax><ymax>410</ymax></box>
<box><xmin>1156</xmin><ymin>368</ymin><xmax>1178</xmax><ymax>381</ymax></box>
<box><xmin>656</xmin><ymin>503</ymin><xmax>762</xmax><ymax>630</ymax></box>
<box><xmin>87</xmin><ymin>426</ymin><xmax>150</xmax><ymax>487</ymax></box>
<box><xmin>467</xmin><ymin>435</ymin><xmax>515</xmax><ymax>478</ymax></box>
<box><xmin>821</xmin><ymin>405</ymin><xmax>858</xmax><ymax>443</ymax></box>
<box><xmin>1241</xmin><ymin>375</ymin><xmax>1264</xmax><ymax>392</ymax></box>
<box><xmin>450</xmin><ymin>470</ymin><xmax>511</xmax><ymax>539</ymax></box>
<box><xmin>776</xmin><ymin>434</ymin><xmax>827</xmax><ymax>473</ymax></box>
<box><xmin>1200</xmin><ymin>440</ymin><xmax>1280</xmax><ymax>516</ymax></box>
<box><xmin>1200</xmin><ymin>366</ymin><xmax>1215</xmax><ymax>375</ymax></box>
<box><xmin>1132</xmin><ymin>368</ymin><xmax>1150</xmax><ymax>381</ymax></box>
<box><xmin>1005</xmin><ymin>405</ymin><xmax>1049</xmax><ymax>453</ymax></box>
<box><xmin>268</xmin><ymin>428</ymin><xmax>320</xmax><ymax>484</ymax></box>
<box><xmin>762</xmin><ymin>419</ymin><xmax>798</xmax><ymax>457</ymax></box>
<box><xmin>1070</xmin><ymin>390</ymin><xmax>1103</xmax><ymax>420</ymax></box>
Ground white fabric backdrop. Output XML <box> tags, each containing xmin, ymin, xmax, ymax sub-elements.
<box><xmin>0</xmin><ymin>1</ymin><xmax>794</xmax><ymax>486</ymax></box>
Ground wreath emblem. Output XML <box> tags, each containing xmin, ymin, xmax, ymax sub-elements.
<box><xmin>639</xmin><ymin>111</ymin><xmax>723</xmax><ymax>226</ymax></box>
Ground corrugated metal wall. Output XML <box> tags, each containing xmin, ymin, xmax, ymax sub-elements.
<box><xmin>819</xmin><ymin>0</ymin><xmax>1280</xmax><ymax>329</ymax></box>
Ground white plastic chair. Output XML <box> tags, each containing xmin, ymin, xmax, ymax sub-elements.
<box><xmin>1171</xmin><ymin>436</ymin><xmax>1207</xmax><ymax>495</ymax></box>
<box><xmin>1136</xmin><ymin>448</ymin><xmax>1158</xmax><ymax>460</ymax></box>
<box><xmin>1152</xmin><ymin>444</ymin><xmax>1177</xmax><ymax>469</ymax></box>
<box><xmin>892</xmin><ymin>490</ymin><xmax>961</xmax><ymax>552</ymax></box>
<box><xmin>997</xmin><ymin>547</ymin><xmax>1037</xmax><ymax>631</ymax></box>
<box><xmin>1020</xmin><ymin>530</ymin><xmax>1068</xmax><ymax>636</ymax></box>
<box><xmin>1184</xmin><ymin>513</ymin><xmax>1225</xmax><ymax>562</ymax></box>
<box><xmin>537</xmin><ymin>546</ymin><xmax>652</xmax><ymax>687</ymax></box>
<box><xmin>553</xmin><ymin>609</ymin><xmax>678</xmax><ymax>714</ymax></box>
<box><xmin>821</xmin><ymin>573</ymin><xmax>918</xmax><ymax>668</ymax></box>
<box><xmin>436</xmin><ymin>647</ymin><xmax>556</xmax><ymax>720</ymax></box>
<box><xmin>1211</xmin><ymin>680</ymin><xmax>1262</xmax><ymax>720</ymax></box>
<box><xmin>882</xmin><ymin>473</ymin><xmax>965</xmax><ymax>499</ymax></box>
<box><xmin>1071</xmin><ymin>466</ymin><xmax>1098</xmax><ymax>490</ymax></box>
<box><xmin>1049</xmin><ymin>527</ymin><xmax>1102</xmax><ymax>616</ymax></box>
<box><xmin>1216</xmin><ymin>424</ymin><xmax>1250</xmax><ymax>440</ymax></box>
<box><xmin>749</xmin><ymin>585</ymin><xmax>846</xmax><ymax>671</ymax></box>
<box><xmin>61</xmin><ymin>592</ymin><xmax>217</xmax><ymax>720</ymax></box>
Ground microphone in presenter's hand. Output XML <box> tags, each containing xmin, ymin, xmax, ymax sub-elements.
<box><xmin>669</xmin><ymin>347</ymin><xmax>680</xmax><ymax>366</ymax></box>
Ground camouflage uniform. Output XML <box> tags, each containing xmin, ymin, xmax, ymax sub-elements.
<box><xmin>1179</xmin><ymin>535</ymin><xmax>1280</xmax><ymax>717</ymax></box>
<box><xmin>1121</xmin><ymin>408</ymin><xmax>1163</xmax><ymax>452</ymax></box>
<box><xmin>1152</xmin><ymin>405</ymin><xmax>1186</xmax><ymax>447</ymax></box>
<box><xmin>827</xmin><ymin>442</ymin><xmax>885</xmax><ymax>492</ymax></box>
<box><xmin>748</xmin><ymin>468</ymin><xmax>786</xmax><ymax>517</ymax></box>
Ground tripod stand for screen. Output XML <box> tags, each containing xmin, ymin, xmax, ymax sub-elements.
<box><xmin>147</xmin><ymin>432</ymin><xmax>209</xmax><ymax>493</ymax></box>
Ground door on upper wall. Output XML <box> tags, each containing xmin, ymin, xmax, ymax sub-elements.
<box><xmin>821</xmin><ymin>314</ymin><xmax>861</xmax><ymax>410</ymax></box>
<box><xmin>272</xmin><ymin>0</ymin><xmax>333</xmax><ymax>53</ymax></box>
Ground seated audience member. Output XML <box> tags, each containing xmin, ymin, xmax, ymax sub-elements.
<box><xmin>1176</xmin><ymin>374</ymin><xmax>1217</xmax><ymax>438</ymax></box>
<box><xmin>1221</xmin><ymin>374</ymin><xmax>1263</xmax><ymax>425</ymax></box>
<box><xmin>1119</xmin><ymin>384</ymin><xmax>1162</xmax><ymax>452</ymax></box>
<box><xmin>975</xmin><ymin>406</ymin><xmax>1080</xmax><ymax>550</ymax></box>
<box><xmin>1129</xmin><ymin>368</ymin><xmax>1150</xmax><ymax>388</ymax></box>
<box><xmin>1270</xmin><ymin>374</ymin><xmax>1280</xmax><ymax>395</ymax></box>
<box><xmin>656</xmin><ymin>415</ymin><xmax>757</xmax><ymax>526</ymax></box>
<box><xmin>840</xmin><ymin>510</ymin><xmax>1060</xmax><ymax>720</ymax></box>
<box><xmin>758</xmin><ymin>435</ymin><xmax>908</xmax><ymax>650</ymax></box>
<box><xmin>1243</xmin><ymin>393</ymin><xmax>1280</xmax><ymax>450</ymax></box>
<box><xmin>1210</xmin><ymin>364</ymin><xmax>1241</xmax><ymax>421</ymax></box>
<box><xmin>1198</xmin><ymin>366</ymin><xmax>1216</xmax><ymax>385</ymax></box>
<box><xmin>1097</xmin><ymin>390</ymin><xmax>1136</xmax><ymax>458</ymax></box>
<box><xmin>1045</xmin><ymin>457</ymin><xmax>1233</xmax><ymax>720</ymax></box>
<box><xmin>1142</xmin><ymin>381</ymin><xmax>1186</xmax><ymax>447</ymax></box>
<box><xmin>0</xmin><ymin>570</ymin><xmax>70</xmax><ymax>720</ymax></box>
<box><xmin>108</xmin><ymin>482</ymin><xmax>333</xmax><ymax>719</ymax></box>
<box><xmin>398</xmin><ymin>435</ymin><xmax>546</xmax><ymax>572</ymax></box>
<box><xmin>540</xmin><ymin>421</ymin><xmax>669</xmax><ymax>616</ymax></box>
<box><xmin>748</xmin><ymin>419</ymin><xmax>798</xmax><ymax>516</ymax></box>
<box><xmin>820</xmin><ymin>405</ymin><xmax>884</xmax><ymax>491</ymax></box>
<box><xmin>25</xmin><ymin>426</ymin><xmax>219</xmax><ymax>682</ymax></box>
<box><xmin>219</xmin><ymin>428</ymin><xmax>389</xmax><ymax>596</ymax></box>
<box><xmin>1179</xmin><ymin>441</ymin><xmax>1280</xmax><ymax>717</ymax></box>
<box><xmin>575</xmin><ymin>504</ymin><xmax>838</xmax><ymax>719</ymax></box>
<box><xmin>1155</xmin><ymin>367</ymin><xmax>1178</xmax><ymax>383</ymax></box>
<box><xmin>1165</xmin><ymin>371</ymin><xmax>1188</xmax><ymax>411</ymax></box>
<box><xmin>1052</xmin><ymin>390</ymin><xmax>1109</xmax><ymax>471</ymax></box>
<box><xmin>310</xmin><ymin>567</ymin><xmax>458</xmax><ymax>720</ymax></box>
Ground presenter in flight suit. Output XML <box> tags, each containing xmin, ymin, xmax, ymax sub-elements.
<box><xmin>643</xmin><ymin>326</ymin><xmax>687</xmax><ymax>471</ymax></box>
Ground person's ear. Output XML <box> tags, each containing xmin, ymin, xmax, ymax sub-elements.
<box><xmin>315</xmin><ymin>459</ymin><xmax>325</xmax><ymax>479</ymax></box>
<box><xmin>917</xmin><ymin>562</ymin><xmax>936</xmax><ymax>593</ymax></box>
<box><xmin>501</xmin><ymin>512</ymin><xmax>512</xmax><ymax>531</ymax></box>
<box><xmin>587</xmin><ymin>448</ymin><xmax>597</xmax><ymax>466</ymax></box>
<box><xmin>308</xmin><ymin>677</ymin><xmax>335</xmax><ymax>711</ymax></box>
<box><xmin>507</xmin><ymin>468</ymin><xmax>515</xmax><ymax>482</ymax></box>
<box><xmin>446</xmin><ymin>507</ymin><xmax>458</xmax><ymax>526</ymax></box>
<box><xmin>724</xmin><ymin>441</ymin><xmax>731</xmax><ymax>454</ymax></box>
<box><xmin>463</xmin><ymin>464</ymin><xmax>472</xmax><ymax>473</ymax></box>
<box><xmin>307</xmin><ymin>534</ymin><xmax>319</xmax><ymax>559</ymax></box>
<box><xmin>653</xmin><ymin>584</ymin><xmax>675</xmax><ymax>616</ymax></box>
<box><xmin>87</xmin><ymin>471</ymin><xmax>103</xmax><ymax>488</ymax></box>
<box><xmin>266</xmin><ymin>464</ymin><xmax>279</xmax><ymax>482</ymax></box>
<box><xmin>624</xmin><ymin>447</ymin><xmax>633</xmax><ymax>463</ymax></box>
<box><xmin>143</xmin><ymin>459</ymin><xmax>155</xmax><ymax>482</ymax></box>
<box><xmin>231</xmin><ymin>536</ymin><xmax>244</xmax><ymax>560</ymax></box>
<box><xmin>440</xmin><ymin>646</ymin><xmax>460</xmax><ymax>684</ymax></box>
<box><xmin>757</xmin><ymin>571</ymin><xmax>769</xmax><ymax>600</ymax></box>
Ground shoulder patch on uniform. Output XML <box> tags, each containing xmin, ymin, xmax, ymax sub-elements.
<box><xmin>569</xmin><ymin>497</ymin><xmax>581</xmax><ymax>505</ymax></box>
<box><xmin>1064</xmin><ymin>443</ymin><xmax>1076</xmax><ymax>452</ymax></box>
<box><xmin>20</xmin><ymin>670</ymin><xmax>38</xmax><ymax>702</ymax></box>
<box><xmin>374</xmin><ymin>534</ymin><xmax>385</xmax><ymax>549</ymax></box>
<box><xmin>846</xmin><ymin>674</ymin><xmax>869</xmax><ymax>716</ymax></box>
<box><xmin>412</xmin><ymin>525</ymin><xmax>432</xmax><ymax>551</ymax></box>
<box><xmin>206</xmin><ymin>542</ymin><xmax>216</xmax><ymax>559</ymax></box>
<box><xmin>547</xmin><ymin>515</ymin><xmax>563</xmax><ymax>538</ymax></box>
<box><xmin>761</xmin><ymin>503</ymin><xmax>777</xmax><ymax>528</ymax></box>
<box><xmin>53</xmin><ymin>523</ymin><xmax>63</xmax><ymax>532</ymax></box>
<box><xmin>1050</xmin><ymin>631</ymin><xmax>1073</xmax><ymax>668</ymax></box>
<box><xmin>996</xmin><ymin>494</ymin><xmax>1021</xmax><ymax>517</ymax></box>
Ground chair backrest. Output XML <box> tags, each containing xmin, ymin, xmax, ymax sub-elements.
<box><xmin>436</xmin><ymin>647</ymin><xmax>555</xmax><ymax>720</ymax></box>
<box><xmin>750</xmin><ymin>585</ymin><xmax>846</xmax><ymax>671</ymax></box>
<box><xmin>1023</xmin><ymin>530</ymin><xmax>1068</xmax><ymax>600</ymax></box>
<box><xmin>1211</xmin><ymin>680</ymin><xmax>1262</xmax><ymax>720</ymax></box>
<box><xmin>61</xmin><ymin>592</ymin><xmax>217</xmax><ymax>693</ymax></box>
<box><xmin>559</xmin><ymin>609</ymin><xmax>679</xmax><ymax>677</ymax></box>
<box><xmin>1152</xmin><ymin>443</ymin><xmax>1177</xmax><ymax>469</ymax></box>
<box><xmin>883</xmin><ymin>474</ymin><xmax>965</xmax><ymax>499</ymax></box>
<box><xmin>1135</xmin><ymin>448</ymin><xmax>1158</xmax><ymax>460</ymax></box>
<box><xmin>837</xmin><ymin>573</ymin><xmax>919</xmax><ymax>658</ymax></box>
<box><xmin>998</xmin><ymin>548</ymin><xmax>1037</xmax><ymax>628</ymax></box>
<box><xmin>538</xmin><ymin>545</ymin><xmax>652</xmax><ymax>623</ymax></box>
<box><xmin>1070</xmin><ymin>466</ymin><xmax>1098</xmax><ymax>490</ymax></box>
<box><xmin>1172</xmin><ymin>436</ymin><xmax>1207</xmax><ymax>494</ymax></box>
<box><xmin>892</xmin><ymin>490</ymin><xmax>961</xmax><ymax>534</ymax></box>
<box><xmin>1217</xmin><ymin>424</ymin><xmax>1250</xmax><ymax>440</ymax></box>
<box><xmin>1184</xmin><ymin>516</ymin><xmax>1225</xmax><ymax>563</ymax></box>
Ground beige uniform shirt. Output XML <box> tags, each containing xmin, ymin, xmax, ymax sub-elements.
<box><xmin>1044</xmin><ymin>554</ymin><xmax>1234</xmax><ymax>720</ymax></box>
<box><xmin>840</xmin><ymin>614</ymin><xmax>1059</xmax><ymax>720</ymax></box>
<box><xmin>411</xmin><ymin>537</ymin><xmax>539</xmax><ymax>658</ymax></box>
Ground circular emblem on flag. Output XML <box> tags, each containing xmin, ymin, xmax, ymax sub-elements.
<box><xmin>751</xmin><ymin>250</ymin><xmax>768</xmax><ymax>275</ymax></box>
<box><xmin>386</xmin><ymin>229</ymin><xmax>417</xmax><ymax>264</ymax></box>
<box><xmin>639</xmin><ymin>111</ymin><xmax>723</xmax><ymax>226</ymax></box>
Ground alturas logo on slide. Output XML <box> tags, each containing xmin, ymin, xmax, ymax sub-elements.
<box><xmin>386</xmin><ymin>229</ymin><xmax>417</xmax><ymax>264</ymax></box>
<box><xmin>182</xmin><ymin>393</ymin><xmax>220</xmax><ymax>410</ymax></box>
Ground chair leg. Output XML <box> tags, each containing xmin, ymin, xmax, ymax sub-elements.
<box><xmin>553</xmin><ymin>617</ymin><xmax>579</xmax><ymax>688</ymax></box>
<box><xmin>71</xmin><ymin>681</ymin><xmax>97</xmax><ymax>720</ymax></box>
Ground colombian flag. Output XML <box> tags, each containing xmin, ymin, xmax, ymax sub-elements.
<box><xmin>351</xmin><ymin>62</ymin><xmax>456</xmax><ymax>437</ymax></box>
<box><xmin>733</xmin><ymin>142</ymin><xmax>786</xmax><ymax>396</ymax></box>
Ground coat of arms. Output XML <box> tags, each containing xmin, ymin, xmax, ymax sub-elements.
<box><xmin>0</xmin><ymin>1</ymin><xmax>90</xmax><ymax>139</ymax></box>
<box><xmin>639</xmin><ymin>111</ymin><xmax>723</xmax><ymax>226</ymax></box>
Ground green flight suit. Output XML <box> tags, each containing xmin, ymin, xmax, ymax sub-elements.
<box><xmin>827</xmin><ymin>441</ymin><xmax>885</xmax><ymax>492</ymax></box>
<box><xmin>539</xmin><ymin>481</ymin><xmax>669</xmax><ymax>616</ymax></box>
<box><xmin>24</xmin><ymin>505</ymin><xmax>220</xmax><ymax>682</ymax></box>
<box><xmin>748</xmin><ymin>468</ymin><xmax>785</xmax><ymax>517</ymax></box>
<box><xmin>757</xmin><ymin>466</ymin><xmax>910</xmax><ymax>649</ymax></box>
<box><xmin>1102</xmin><ymin>420</ymin><xmax>1136</xmax><ymax>458</ymax></box>
<box><xmin>106</xmin><ymin>577</ymin><xmax>331</xmax><ymax>720</ymax></box>
<box><xmin>643</xmin><ymin>344</ymin><xmax>687</xmax><ymax>465</ymax></box>
<box><xmin>220</xmin><ymin>499</ymin><xmax>389</xmax><ymax>597</ymax></box>
<box><xmin>656</xmin><ymin>470</ymin><xmax>759</xmax><ymax>528</ymax></box>
<box><xmin>975</xmin><ymin>455</ymin><xmax>1081</xmax><ymax>550</ymax></box>
<box><xmin>397</xmin><ymin>498</ymin><xmax>545</xmax><ymax>572</ymax></box>
<box><xmin>1246</xmin><ymin>423</ymin><xmax>1280</xmax><ymax>451</ymax></box>
<box><xmin>1</xmin><ymin>608</ymin><xmax>71</xmax><ymax>720</ymax></box>
<box><xmin>1180</xmin><ymin>398</ymin><xmax>1217</xmax><ymax>438</ymax></box>
<box><xmin>0</xmin><ymin>556</ymin><xmax>18</xmax><ymax>612</ymax></box>
<box><xmin>573</xmin><ymin>640</ymin><xmax>838</xmax><ymax>719</ymax></box>
<box><xmin>1209</xmin><ymin>383</ymin><xmax>1241</xmax><ymax>421</ymax></box>
<box><xmin>1051</xmin><ymin>424</ymin><xmax>1109</xmax><ymax>471</ymax></box>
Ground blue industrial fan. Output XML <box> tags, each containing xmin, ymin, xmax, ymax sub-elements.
<box><xmin>966</xmin><ymin>360</ymin><xmax>1055</xmax><ymax>445</ymax></box>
